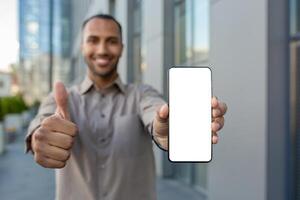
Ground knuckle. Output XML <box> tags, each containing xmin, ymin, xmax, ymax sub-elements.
<box><xmin>57</xmin><ymin>162</ymin><xmax>66</xmax><ymax>168</ymax></box>
<box><xmin>66</xmin><ymin>137</ymin><xmax>74</xmax><ymax>149</ymax></box>
<box><xmin>42</xmin><ymin>115</ymin><xmax>59</xmax><ymax>127</ymax></box>
<box><xmin>64</xmin><ymin>151</ymin><xmax>71</xmax><ymax>161</ymax></box>
<box><xmin>33</xmin><ymin>130</ymin><xmax>44</xmax><ymax>141</ymax></box>
<box><xmin>70</xmin><ymin>125</ymin><xmax>78</xmax><ymax>136</ymax></box>
<box><xmin>33</xmin><ymin>143</ymin><xmax>43</xmax><ymax>154</ymax></box>
<box><xmin>41</xmin><ymin>116</ymin><xmax>52</xmax><ymax>126</ymax></box>
<box><xmin>51</xmin><ymin>115</ymin><xmax>61</xmax><ymax>124</ymax></box>
<box><xmin>220</xmin><ymin>117</ymin><xmax>225</xmax><ymax>122</ymax></box>
<box><xmin>34</xmin><ymin>155</ymin><xmax>46</xmax><ymax>167</ymax></box>
<box><xmin>34</xmin><ymin>128</ymin><xmax>50</xmax><ymax>142</ymax></box>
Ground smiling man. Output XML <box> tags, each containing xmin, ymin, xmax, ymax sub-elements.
<box><xmin>26</xmin><ymin>14</ymin><xmax>227</xmax><ymax>200</ymax></box>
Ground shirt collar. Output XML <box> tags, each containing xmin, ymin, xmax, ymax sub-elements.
<box><xmin>79</xmin><ymin>74</ymin><xmax>126</xmax><ymax>95</ymax></box>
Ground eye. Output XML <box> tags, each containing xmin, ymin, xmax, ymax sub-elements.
<box><xmin>86</xmin><ymin>37</ymin><xmax>98</xmax><ymax>44</ymax></box>
<box><xmin>108</xmin><ymin>38</ymin><xmax>119</xmax><ymax>45</ymax></box>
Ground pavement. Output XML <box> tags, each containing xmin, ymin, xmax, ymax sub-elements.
<box><xmin>0</xmin><ymin>132</ymin><xmax>204</xmax><ymax>200</ymax></box>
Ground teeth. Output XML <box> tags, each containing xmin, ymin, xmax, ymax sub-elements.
<box><xmin>95</xmin><ymin>58</ymin><xmax>110</xmax><ymax>66</ymax></box>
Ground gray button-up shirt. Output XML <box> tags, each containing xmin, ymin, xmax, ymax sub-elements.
<box><xmin>26</xmin><ymin>74</ymin><xmax>166</xmax><ymax>200</ymax></box>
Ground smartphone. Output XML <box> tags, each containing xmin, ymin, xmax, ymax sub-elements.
<box><xmin>168</xmin><ymin>67</ymin><xmax>212</xmax><ymax>162</ymax></box>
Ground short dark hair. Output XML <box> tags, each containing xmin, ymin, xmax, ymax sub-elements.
<box><xmin>82</xmin><ymin>14</ymin><xmax>123</xmax><ymax>41</ymax></box>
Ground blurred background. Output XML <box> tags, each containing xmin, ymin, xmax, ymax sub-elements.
<box><xmin>0</xmin><ymin>0</ymin><xmax>298</xmax><ymax>200</ymax></box>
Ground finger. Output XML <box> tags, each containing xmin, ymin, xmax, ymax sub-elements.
<box><xmin>218</xmin><ymin>101</ymin><xmax>227</xmax><ymax>115</ymax></box>
<box><xmin>54</xmin><ymin>81</ymin><xmax>70</xmax><ymax>120</ymax></box>
<box><xmin>34</xmin><ymin>154</ymin><xmax>66</xmax><ymax>168</ymax></box>
<box><xmin>212</xmin><ymin>108</ymin><xmax>221</xmax><ymax>118</ymax></box>
<box><xmin>42</xmin><ymin>115</ymin><xmax>77</xmax><ymax>136</ymax></box>
<box><xmin>212</xmin><ymin>132</ymin><xmax>218</xmax><ymax>144</ymax></box>
<box><xmin>156</xmin><ymin>104</ymin><xmax>169</xmax><ymax>123</ymax></box>
<box><xmin>211</xmin><ymin>121</ymin><xmax>221</xmax><ymax>132</ymax></box>
<box><xmin>46</xmin><ymin>131</ymin><xmax>74</xmax><ymax>150</ymax></box>
<box><xmin>154</xmin><ymin>104</ymin><xmax>169</xmax><ymax>137</ymax></box>
<box><xmin>211</xmin><ymin>96</ymin><xmax>219</xmax><ymax>108</ymax></box>
<box><xmin>40</xmin><ymin>144</ymin><xmax>70</xmax><ymax>162</ymax></box>
<box><xmin>214</xmin><ymin>117</ymin><xmax>224</xmax><ymax>130</ymax></box>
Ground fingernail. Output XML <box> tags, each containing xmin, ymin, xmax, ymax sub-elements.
<box><xmin>159</xmin><ymin>104</ymin><xmax>168</xmax><ymax>118</ymax></box>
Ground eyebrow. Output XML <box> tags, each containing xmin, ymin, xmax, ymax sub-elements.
<box><xmin>85</xmin><ymin>35</ymin><xmax>121</xmax><ymax>41</ymax></box>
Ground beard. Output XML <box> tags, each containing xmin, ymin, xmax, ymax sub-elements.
<box><xmin>85</xmin><ymin>57</ymin><xmax>119</xmax><ymax>79</ymax></box>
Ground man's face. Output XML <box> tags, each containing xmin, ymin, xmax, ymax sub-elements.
<box><xmin>81</xmin><ymin>18</ymin><xmax>123</xmax><ymax>78</ymax></box>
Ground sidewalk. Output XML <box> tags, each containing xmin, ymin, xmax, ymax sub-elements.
<box><xmin>0</xmin><ymin>134</ymin><xmax>55</xmax><ymax>200</ymax></box>
<box><xmin>0</xmin><ymin>133</ymin><xmax>204</xmax><ymax>200</ymax></box>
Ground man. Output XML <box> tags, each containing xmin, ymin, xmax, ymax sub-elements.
<box><xmin>26</xmin><ymin>14</ymin><xmax>227</xmax><ymax>200</ymax></box>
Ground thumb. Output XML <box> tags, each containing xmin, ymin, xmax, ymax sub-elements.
<box><xmin>157</xmin><ymin>104</ymin><xmax>169</xmax><ymax>121</ymax></box>
<box><xmin>54</xmin><ymin>81</ymin><xmax>70</xmax><ymax>120</ymax></box>
<box><xmin>154</xmin><ymin>104</ymin><xmax>169</xmax><ymax>138</ymax></box>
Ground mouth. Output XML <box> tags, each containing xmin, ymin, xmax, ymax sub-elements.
<box><xmin>93</xmin><ymin>57</ymin><xmax>111</xmax><ymax>67</ymax></box>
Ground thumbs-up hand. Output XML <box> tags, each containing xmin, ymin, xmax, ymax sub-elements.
<box><xmin>31</xmin><ymin>82</ymin><xmax>77</xmax><ymax>168</ymax></box>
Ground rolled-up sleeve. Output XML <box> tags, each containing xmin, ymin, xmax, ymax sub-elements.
<box><xmin>25</xmin><ymin>93</ymin><xmax>56</xmax><ymax>153</ymax></box>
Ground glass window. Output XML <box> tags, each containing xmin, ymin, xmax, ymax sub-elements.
<box><xmin>193</xmin><ymin>163</ymin><xmax>207</xmax><ymax>189</ymax></box>
<box><xmin>290</xmin><ymin>0</ymin><xmax>300</xmax><ymax>35</ymax></box>
<box><xmin>109</xmin><ymin>0</ymin><xmax>116</xmax><ymax>17</ymax></box>
<box><xmin>174</xmin><ymin>164</ymin><xmax>192</xmax><ymax>185</ymax></box>
<box><xmin>174</xmin><ymin>0</ymin><xmax>187</xmax><ymax>64</ymax></box>
<box><xmin>131</xmin><ymin>0</ymin><xmax>145</xmax><ymax>83</ymax></box>
<box><xmin>174</xmin><ymin>0</ymin><xmax>209</xmax><ymax>64</ymax></box>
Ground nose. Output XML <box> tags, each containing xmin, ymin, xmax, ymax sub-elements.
<box><xmin>95</xmin><ymin>41</ymin><xmax>109</xmax><ymax>56</ymax></box>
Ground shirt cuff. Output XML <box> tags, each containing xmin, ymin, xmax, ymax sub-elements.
<box><xmin>25</xmin><ymin>117</ymin><xmax>42</xmax><ymax>154</ymax></box>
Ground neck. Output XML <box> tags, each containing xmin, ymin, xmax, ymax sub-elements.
<box><xmin>88</xmin><ymin>71</ymin><xmax>118</xmax><ymax>90</ymax></box>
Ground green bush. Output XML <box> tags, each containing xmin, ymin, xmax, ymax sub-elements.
<box><xmin>0</xmin><ymin>95</ymin><xmax>29</xmax><ymax>121</ymax></box>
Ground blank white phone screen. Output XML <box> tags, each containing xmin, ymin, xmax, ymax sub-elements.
<box><xmin>169</xmin><ymin>67</ymin><xmax>212</xmax><ymax>162</ymax></box>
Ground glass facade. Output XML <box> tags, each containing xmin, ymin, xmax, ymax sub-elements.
<box><xmin>19</xmin><ymin>0</ymin><xmax>72</xmax><ymax>103</ymax></box>
<box><xmin>19</xmin><ymin>0</ymin><xmax>51</xmax><ymax>103</ymax></box>
<box><xmin>52</xmin><ymin>0</ymin><xmax>72</xmax><ymax>84</ymax></box>
<box><xmin>19</xmin><ymin>0</ymin><xmax>50</xmax><ymax>59</ymax></box>
<box><xmin>53</xmin><ymin>0</ymin><xmax>71</xmax><ymax>57</ymax></box>
<box><xmin>174</xmin><ymin>0</ymin><xmax>209</xmax><ymax>65</ymax></box>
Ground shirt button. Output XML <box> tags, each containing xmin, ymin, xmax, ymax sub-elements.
<box><xmin>101</xmin><ymin>113</ymin><xmax>105</xmax><ymax>118</ymax></box>
<box><xmin>98</xmin><ymin>138</ymin><xmax>106</xmax><ymax>143</ymax></box>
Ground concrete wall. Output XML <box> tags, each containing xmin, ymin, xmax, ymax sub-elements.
<box><xmin>208</xmin><ymin>0</ymin><xmax>267</xmax><ymax>199</ymax></box>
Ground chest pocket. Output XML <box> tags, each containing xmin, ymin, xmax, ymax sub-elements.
<box><xmin>112</xmin><ymin>114</ymin><xmax>152</xmax><ymax>157</ymax></box>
